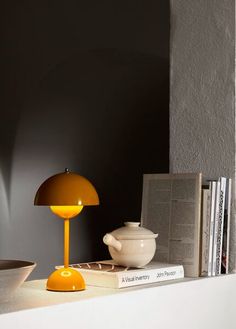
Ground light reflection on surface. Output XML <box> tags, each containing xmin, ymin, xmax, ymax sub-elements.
<box><xmin>0</xmin><ymin>168</ymin><xmax>10</xmax><ymax>222</ymax></box>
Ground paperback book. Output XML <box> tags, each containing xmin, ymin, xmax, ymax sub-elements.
<box><xmin>214</xmin><ymin>177</ymin><xmax>226</xmax><ymax>275</ymax></box>
<box><xmin>141</xmin><ymin>173</ymin><xmax>202</xmax><ymax>277</ymax></box>
<box><xmin>201</xmin><ymin>188</ymin><xmax>211</xmax><ymax>276</ymax></box>
<box><xmin>222</xmin><ymin>178</ymin><xmax>232</xmax><ymax>274</ymax></box>
<box><xmin>56</xmin><ymin>261</ymin><xmax>184</xmax><ymax>289</ymax></box>
<box><xmin>207</xmin><ymin>181</ymin><xmax>217</xmax><ymax>276</ymax></box>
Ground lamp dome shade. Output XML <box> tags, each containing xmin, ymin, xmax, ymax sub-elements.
<box><xmin>34</xmin><ymin>170</ymin><xmax>99</xmax><ymax>206</ymax></box>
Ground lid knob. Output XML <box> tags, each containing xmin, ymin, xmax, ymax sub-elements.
<box><xmin>124</xmin><ymin>222</ymin><xmax>140</xmax><ymax>227</ymax></box>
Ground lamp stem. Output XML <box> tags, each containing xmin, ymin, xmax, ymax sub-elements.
<box><xmin>64</xmin><ymin>218</ymin><xmax>70</xmax><ymax>268</ymax></box>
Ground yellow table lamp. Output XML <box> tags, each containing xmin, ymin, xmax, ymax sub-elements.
<box><xmin>34</xmin><ymin>168</ymin><xmax>99</xmax><ymax>292</ymax></box>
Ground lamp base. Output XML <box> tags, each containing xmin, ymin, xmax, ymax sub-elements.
<box><xmin>47</xmin><ymin>267</ymin><xmax>85</xmax><ymax>292</ymax></box>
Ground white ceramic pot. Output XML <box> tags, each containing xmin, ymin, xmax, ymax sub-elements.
<box><xmin>103</xmin><ymin>222</ymin><xmax>158</xmax><ymax>267</ymax></box>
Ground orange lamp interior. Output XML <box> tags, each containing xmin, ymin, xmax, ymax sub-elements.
<box><xmin>50</xmin><ymin>205</ymin><xmax>83</xmax><ymax>218</ymax></box>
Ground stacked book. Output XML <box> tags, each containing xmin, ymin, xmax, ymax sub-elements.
<box><xmin>57</xmin><ymin>261</ymin><xmax>184</xmax><ymax>289</ymax></box>
<box><xmin>201</xmin><ymin>177</ymin><xmax>232</xmax><ymax>276</ymax></box>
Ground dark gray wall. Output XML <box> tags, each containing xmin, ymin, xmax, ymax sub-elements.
<box><xmin>0</xmin><ymin>1</ymin><xmax>169</xmax><ymax>278</ymax></box>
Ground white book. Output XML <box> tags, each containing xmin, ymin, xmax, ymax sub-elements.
<box><xmin>212</xmin><ymin>179</ymin><xmax>222</xmax><ymax>276</ymax></box>
<box><xmin>57</xmin><ymin>261</ymin><xmax>184</xmax><ymax>289</ymax></box>
<box><xmin>201</xmin><ymin>188</ymin><xmax>211</xmax><ymax>276</ymax></box>
<box><xmin>215</xmin><ymin>177</ymin><xmax>227</xmax><ymax>275</ymax></box>
<box><xmin>208</xmin><ymin>181</ymin><xmax>217</xmax><ymax>276</ymax></box>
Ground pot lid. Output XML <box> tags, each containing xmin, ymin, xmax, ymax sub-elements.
<box><xmin>111</xmin><ymin>222</ymin><xmax>158</xmax><ymax>240</ymax></box>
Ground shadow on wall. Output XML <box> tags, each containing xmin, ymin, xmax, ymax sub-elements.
<box><xmin>1</xmin><ymin>48</ymin><xmax>169</xmax><ymax>277</ymax></box>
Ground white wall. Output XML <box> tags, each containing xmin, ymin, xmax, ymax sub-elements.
<box><xmin>170</xmin><ymin>0</ymin><xmax>235</xmax><ymax>270</ymax></box>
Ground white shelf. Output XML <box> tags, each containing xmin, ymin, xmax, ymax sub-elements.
<box><xmin>0</xmin><ymin>275</ymin><xmax>236</xmax><ymax>329</ymax></box>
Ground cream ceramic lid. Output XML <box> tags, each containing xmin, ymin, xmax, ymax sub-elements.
<box><xmin>110</xmin><ymin>222</ymin><xmax>158</xmax><ymax>240</ymax></box>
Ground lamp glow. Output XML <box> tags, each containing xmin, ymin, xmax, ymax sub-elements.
<box><xmin>34</xmin><ymin>168</ymin><xmax>99</xmax><ymax>292</ymax></box>
<box><xmin>50</xmin><ymin>205</ymin><xmax>83</xmax><ymax>218</ymax></box>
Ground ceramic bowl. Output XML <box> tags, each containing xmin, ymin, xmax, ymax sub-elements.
<box><xmin>103</xmin><ymin>222</ymin><xmax>158</xmax><ymax>267</ymax></box>
<box><xmin>0</xmin><ymin>260</ymin><xmax>36</xmax><ymax>302</ymax></box>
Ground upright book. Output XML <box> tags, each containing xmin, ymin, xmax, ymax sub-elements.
<box><xmin>141</xmin><ymin>173</ymin><xmax>202</xmax><ymax>277</ymax></box>
<box><xmin>215</xmin><ymin>177</ymin><xmax>227</xmax><ymax>275</ymax></box>
<box><xmin>207</xmin><ymin>181</ymin><xmax>217</xmax><ymax>276</ymax></box>
<box><xmin>211</xmin><ymin>179</ymin><xmax>221</xmax><ymax>276</ymax></box>
<box><xmin>222</xmin><ymin>178</ymin><xmax>232</xmax><ymax>274</ymax></box>
<box><xmin>201</xmin><ymin>188</ymin><xmax>211</xmax><ymax>276</ymax></box>
<box><xmin>56</xmin><ymin>261</ymin><xmax>184</xmax><ymax>289</ymax></box>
